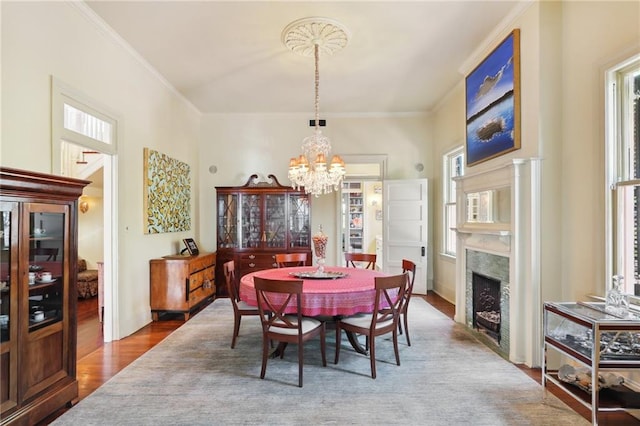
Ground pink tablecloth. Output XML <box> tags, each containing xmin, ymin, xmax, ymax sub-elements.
<box><xmin>239</xmin><ymin>266</ymin><xmax>387</xmax><ymax>316</ymax></box>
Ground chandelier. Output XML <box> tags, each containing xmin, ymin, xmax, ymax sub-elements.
<box><xmin>283</xmin><ymin>17</ymin><xmax>349</xmax><ymax>197</ymax></box>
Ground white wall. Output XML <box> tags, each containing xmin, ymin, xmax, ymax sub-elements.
<box><xmin>1</xmin><ymin>2</ymin><xmax>202</xmax><ymax>338</ymax></box>
<box><xmin>199</xmin><ymin>114</ymin><xmax>432</xmax><ymax>267</ymax></box>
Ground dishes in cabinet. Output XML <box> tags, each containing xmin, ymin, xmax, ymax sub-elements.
<box><xmin>35</xmin><ymin>278</ymin><xmax>56</xmax><ymax>284</ymax></box>
<box><xmin>31</xmin><ymin>311</ymin><xmax>45</xmax><ymax>322</ymax></box>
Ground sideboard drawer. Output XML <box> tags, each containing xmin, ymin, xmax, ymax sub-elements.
<box><xmin>189</xmin><ymin>266</ymin><xmax>214</xmax><ymax>291</ymax></box>
<box><xmin>189</xmin><ymin>279</ymin><xmax>215</xmax><ymax>305</ymax></box>
<box><xmin>189</xmin><ymin>252</ymin><xmax>216</xmax><ymax>274</ymax></box>
<box><xmin>239</xmin><ymin>253</ymin><xmax>277</xmax><ymax>270</ymax></box>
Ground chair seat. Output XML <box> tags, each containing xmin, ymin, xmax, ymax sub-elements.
<box><xmin>271</xmin><ymin>316</ymin><xmax>322</xmax><ymax>336</ymax></box>
<box><xmin>340</xmin><ymin>313</ymin><xmax>393</xmax><ymax>329</ymax></box>
<box><xmin>236</xmin><ymin>300</ymin><xmax>258</xmax><ymax>311</ymax></box>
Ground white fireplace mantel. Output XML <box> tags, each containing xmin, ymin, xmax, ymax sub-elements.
<box><xmin>454</xmin><ymin>158</ymin><xmax>542</xmax><ymax>367</ymax></box>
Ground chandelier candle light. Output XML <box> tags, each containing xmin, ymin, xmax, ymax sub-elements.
<box><xmin>284</xmin><ymin>17</ymin><xmax>348</xmax><ymax>197</ymax></box>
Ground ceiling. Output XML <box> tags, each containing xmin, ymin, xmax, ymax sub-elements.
<box><xmin>85</xmin><ymin>0</ymin><xmax>525</xmax><ymax>115</ymax></box>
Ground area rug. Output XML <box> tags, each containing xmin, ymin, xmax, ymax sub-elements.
<box><xmin>52</xmin><ymin>298</ymin><xmax>588</xmax><ymax>425</ymax></box>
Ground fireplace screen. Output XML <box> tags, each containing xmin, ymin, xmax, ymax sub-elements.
<box><xmin>472</xmin><ymin>272</ymin><xmax>501</xmax><ymax>342</ymax></box>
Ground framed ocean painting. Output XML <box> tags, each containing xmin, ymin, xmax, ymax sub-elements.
<box><xmin>465</xmin><ymin>29</ymin><xmax>520</xmax><ymax>166</ymax></box>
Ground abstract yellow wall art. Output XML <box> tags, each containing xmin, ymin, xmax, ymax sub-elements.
<box><xmin>143</xmin><ymin>148</ymin><xmax>191</xmax><ymax>234</ymax></box>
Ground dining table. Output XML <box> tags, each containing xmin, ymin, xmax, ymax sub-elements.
<box><xmin>239</xmin><ymin>265</ymin><xmax>388</xmax><ymax>354</ymax></box>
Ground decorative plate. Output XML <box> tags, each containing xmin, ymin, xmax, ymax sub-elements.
<box><xmin>289</xmin><ymin>271</ymin><xmax>348</xmax><ymax>280</ymax></box>
<box><xmin>29</xmin><ymin>265</ymin><xmax>44</xmax><ymax>272</ymax></box>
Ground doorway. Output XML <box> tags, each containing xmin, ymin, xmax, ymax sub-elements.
<box><xmin>52</xmin><ymin>77</ymin><xmax>118</xmax><ymax>342</ymax></box>
<box><xmin>336</xmin><ymin>155</ymin><xmax>386</xmax><ymax>269</ymax></box>
<box><xmin>340</xmin><ymin>180</ymin><xmax>383</xmax><ymax>268</ymax></box>
<box><xmin>62</xmin><ymin>142</ymin><xmax>105</xmax><ymax>352</ymax></box>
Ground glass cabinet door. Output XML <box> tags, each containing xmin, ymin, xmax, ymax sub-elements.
<box><xmin>0</xmin><ymin>202</ymin><xmax>15</xmax><ymax>343</ymax></box>
<box><xmin>288</xmin><ymin>194</ymin><xmax>310</xmax><ymax>248</ymax></box>
<box><xmin>0</xmin><ymin>201</ymin><xmax>17</xmax><ymax>422</ymax></box>
<box><xmin>264</xmin><ymin>194</ymin><xmax>286</xmax><ymax>248</ymax></box>
<box><xmin>217</xmin><ymin>193</ymin><xmax>238</xmax><ymax>248</ymax></box>
<box><xmin>240</xmin><ymin>194</ymin><xmax>262</xmax><ymax>249</ymax></box>
<box><xmin>26</xmin><ymin>205</ymin><xmax>66</xmax><ymax>332</ymax></box>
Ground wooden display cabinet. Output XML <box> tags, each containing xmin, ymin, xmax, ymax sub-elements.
<box><xmin>215</xmin><ymin>174</ymin><xmax>311</xmax><ymax>297</ymax></box>
<box><xmin>149</xmin><ymin>252</ymin><xmax>216</xmax><ymax>320</ymax></box>
<box><xmin>0</xmin><ymin>167</ymin><xmax>89</xmax><ymax>426</ymax></box>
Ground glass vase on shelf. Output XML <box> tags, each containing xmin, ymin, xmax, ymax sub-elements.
<box><xmin>605</xmin><ymin>275</ymin><xmax>629</xmax><ymax>318</ymax></box>
<box><xmin>312</xmin><ymin>226</ymin><xmax>328</xmax><ymax>274</ymax></box>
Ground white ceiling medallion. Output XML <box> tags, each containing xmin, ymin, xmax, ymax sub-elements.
<box><xmin>282</xmin><ymin>17</ymin><xmax>350</xmax><ymax>58</ymax></box>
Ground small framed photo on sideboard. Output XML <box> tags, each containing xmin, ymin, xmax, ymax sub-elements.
<box><xmin>182</xmin><ymin>238</ymin><xmax>199</xmax><ymax>255</ymax></box>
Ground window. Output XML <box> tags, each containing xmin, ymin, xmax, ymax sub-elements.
<box><xmin>51</xmin><ymin>78</ymin><xmax>118</xmax><ymax>176</ymax></box>
<box><xmin>607</xmin><ymin>55</ymin><xmax>640</xmax><ymax>294</ymax></box>
<box><xmin>443</xmin><ymin>146</ymin><xmax>464</xmax><ymax>257</ymax></box>
<box><xmin>63</xmin><ymin>103</ymin><xmax>113</xmax><ymax>144</ymax></box>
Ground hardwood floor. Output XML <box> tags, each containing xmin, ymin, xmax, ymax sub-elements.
<box><xmin>41</xmin><ymin>293</ymin><xmax>639</xmax><ymax>424</ymax></box>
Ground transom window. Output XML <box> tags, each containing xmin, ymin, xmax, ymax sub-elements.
<box><xmin>63</xmin><ymin>103</ymin><xmax>113</xmax><ymax>144</ymax></box>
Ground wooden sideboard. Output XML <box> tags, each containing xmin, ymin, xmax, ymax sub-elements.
<box><xmin>149</xmin><ymin>252</ymin><xmax>216</xmax><ymax>320</ymax></box>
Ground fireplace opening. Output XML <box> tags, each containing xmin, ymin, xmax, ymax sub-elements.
<box><xmin>472</xmin><ymin>272</ymin><xmax>501</xmax><ymax>343</ymax></box>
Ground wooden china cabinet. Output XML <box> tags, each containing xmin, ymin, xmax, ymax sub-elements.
<box><xmin>0</xmin><ymin>167</ymin><xmax>89</xmax><ymax>425</ymax></box>
<box><xmin>215</xmin><ymin>174</ymin><xmax>312</xmax><ymax>297</ymax></box>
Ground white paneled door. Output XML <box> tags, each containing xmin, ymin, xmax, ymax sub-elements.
<box><xmin>383</xmin><ymin>179</ymin><xmax>428</xmax><ymax>294</ymax></box>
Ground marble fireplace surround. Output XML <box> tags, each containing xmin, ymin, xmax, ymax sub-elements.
<box><xmin>454</xmin><ymin>159</ymin><xmax>541</xmax><ymax>367</ymax></box>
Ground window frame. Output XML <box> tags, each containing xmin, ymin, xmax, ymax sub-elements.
<box><xmin>442</xmin><ymin>146</ymin><xmax>464</xmax><ymax>258</ymax></box>
<box><xmin>605</xmin><ymin>54</ymin><xmax>640</xmax><ymax>294</ymax></box>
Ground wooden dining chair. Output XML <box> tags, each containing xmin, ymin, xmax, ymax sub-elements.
<box><xmin>224</xmin><ymin>260</ymin><xmax>261</xmax><ymax>349</ymax></box>
<box><xmin>334</xmin><ymin>273</ymin><xmax>408</xmax><ymax>379</ymax></box>
<box><xmin>254</xmin><ymin>277</ymin><xmax>326</xmax><ymax>387</ymax></box>
<box><xmin>274</xmin><ymin>252</ymin><xmax>307</xmax><ymax>268</ymax></box>
<box><xmin>399</xmin><ymin>259</ymin><xmax>417</xmax><ymax>346</ymax></box>
<box><xmin>344</xmin><ymin>252</ymin><xmax>377</xmax><ymax>270</ymax></box>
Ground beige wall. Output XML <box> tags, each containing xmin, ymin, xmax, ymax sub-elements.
<box><xmin>560</xmin><ymin>0</ymin><xmax>639</xmax><ymax>300</ymax></box>
<box><xmin>3</xmin><ymin>0</ymin><xmax>638</xmax><ymax>341</ymax></box>
<box><xmin>199</xmin><ymin>114</ymin><xmax>432</xmax><ymax>267</ymax></box>
<box><xmin>1</xmin><ymin>2</ymin><xmax>202</xmax><ymax>339</ymax></box>
<box><xmin>78</xmin><ymin>193</ymin><xmax>104</xmax><ymax>270</ymax></box>
<box><xmin>431</xmin><ymin>1</ymin><xmax>640</xmax><ymax>304</ymax></box>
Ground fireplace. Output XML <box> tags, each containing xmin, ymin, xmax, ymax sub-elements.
<box><xmin>454</xmin><ymin>158</ymin><xmax>542</xmax><ymax>367</ymax></box>
<box><xmin>472</xmin><ymin>272</ymin><xmax>501</xmax><ymax>343</ymax></box>
<box><xmin>465</xmin><ymin>249</ymin><xmax>510</xmax><ymax>356</ymax></box>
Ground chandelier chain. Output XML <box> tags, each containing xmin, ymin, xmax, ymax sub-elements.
<box><xmin>285</xmin><ymin>17</ymin><xmax>348</xmax><ymax>197</ymax></box>
<box><xmin>314</xmin><ymin>43</ymin><xmax>320</xmax><ymax>131</ymax></box>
